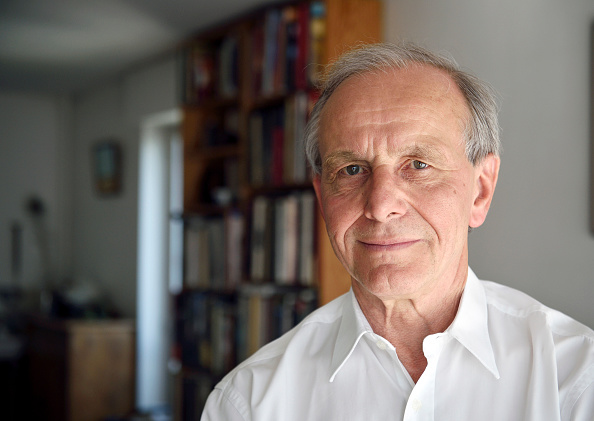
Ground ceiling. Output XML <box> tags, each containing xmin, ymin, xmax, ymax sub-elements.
<box><xmin>0</xmin><ymin>0</ymin><xmax>281</xmax><ymax>95</ymax></box>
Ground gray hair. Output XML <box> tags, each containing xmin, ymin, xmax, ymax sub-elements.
<box><xmin>303</xmin><ymin>43</ymin><xmax>501</xmax><ymax>175</ymax></box>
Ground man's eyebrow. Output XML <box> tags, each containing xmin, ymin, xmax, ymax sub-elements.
<box><xmin>400</xmin><ymin>144</ymin><xmax>447</xmax><ymax>162</ymax></box>
<box><xmin>322</xmin><ymin>144</ymin><xmax>448</xmax><ymax>171</ymax></box>
<box><xmin>322</xmin><ymin>151</ymin><xmax>362</xmax><ymax>171</ymax></box>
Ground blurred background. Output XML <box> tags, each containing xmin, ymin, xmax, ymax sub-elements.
<box><xmin>1</xmin><ymin>0</ymin><xmax>594</xmax><ymax>420</ymax></box>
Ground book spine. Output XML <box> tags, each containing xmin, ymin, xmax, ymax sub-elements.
<box><xmin>295</xmin><ymin>2</ymin><xmax>310</xmax><ymax>90</ymax></box>
<box><xmin>308</xmin><ymin>1</ymin><xmax>326</xmax><ymax>86</ymax></box>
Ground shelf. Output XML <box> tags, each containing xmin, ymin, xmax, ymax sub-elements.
<box><xmin>247</xmin><ymin>182</ymin><xmax>313</xmax><ymax>197</ymax></box>
<box><xmin>177</xmin><ymin>286</ymin><xmax>238</xmax><ymax>298</ymax></box>
<box><xmin>185</xmin><ymin>144</ymin><xmax>241</xmax><ymax>160</ymax></box>
<box><xmin>177</xmin><ymin>205</ymin><xmax>236</xmax><ymax>218</ymax></box>
<box><xmin>174</xmin><ymin>0</ymin><xmax>382</xmax><ymax>418</ymax></box>
<box><xmin>248</xmin><ymin>91</ymin><xmax>293</xmax><ymax>110</ymax></box>
<box><xmin>184</xmin><ymin>96</ymin><xmax>240</xmax><ymax>110</ymax></box>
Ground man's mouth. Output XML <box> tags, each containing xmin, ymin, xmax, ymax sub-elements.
<box><xmin>357</xmin><ymin>239</ymin><xmax>420</xmax><ymax>252</ymax></box>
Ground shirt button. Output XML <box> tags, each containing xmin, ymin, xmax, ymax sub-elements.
<box><xmin>376</xmin><ymin>340</ymin><xmax>387</xmax><ymax>350</ymax></box>
<box><xmin>410</xmin><ymin>398</ymin><xmax>422</xmax><ymax>412</ymax></box>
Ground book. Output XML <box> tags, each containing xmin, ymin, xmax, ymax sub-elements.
<box><xmin>309</xmin><ymin>1</ymin><xmax>326</xmax><ymax>86</ymax></box>
<box><xmin>182</xmin><ymin>374</ymin><xmax>213</xmax><ymax>421</ymax></box>
<box><xmin>292</xmin><ymin>91</ymin><xmax>309</xmax><ymax>182</ymax></box>
<box><xmin>237</xmin><ymin>287</ymin><xmax>318</xmax><ymax>358</ymax></box>
<box><xmin>189</xmin><ymin>45</ymin><xmax>216</xmax><ymax>102</ymax></box>
<box><xmin>247</xmin><ymin>293</ymin><xmax>263</xmax><ymax>356</ymax></box>
<box><xmin>250</xmin><ymin>196</ymin><xmax>269</xmax><ymax>281</ymax></box>
<box><xmin>225</xmin><ymin>210</ymin><xmax>244</xmax><ymax>289</ymax></box>
<box><xmin>210</xmin><ymin>300</ymin><xmax>236</xmax><ymax>374</ymax></box>
<box><xmin>184</xmin><ymin>220</ymin><xmax>201</xmax><ymax>288</ymax></box>
<box><xmin>282</xmin><ymin>194</ymin><xmax>299</xmax><ymax>284</ymax></box>
<box><xmin>249</xmin><ymin>112</ymin><xmax>264</xmax><ymax>185</ymax></box>
<box><xmin>250</xmin><ymin>193</ymin><xmax>314</xmax><ymax>286</ymax></box>
<box><xmin>298</xmin><ymin>191</ymin><xmax>316</xmax><ymax>286</ymax></box>
<box><xmin>208</xmin><ymin>218</ymin><xmax>226</xmax><ymax>289</ymax></box>
<box><xmin>262</xmin><ymin>8</ymin><xmax>282</xmax><ymax>96</ymax></box>
<box><xmin>251</xmin><ymin>19</ymin><xmax>265</xmax><ymax>96</ymax></box>
<box><xmin>295</xmin><ymin>2</ymin><xmax>310</xmax><ymax>90</ymax></box>
<box><xmin>218</xmin><ymin>35</ymin><xmax>239</xmax><ymax>98</ymax></box>
<box><xmin>283</xmin><ymin>95</ymin><xmax>297</xmax><ymax>184</ymax></box>
<box><xmin>283</xmin><ymin>6</ymin><xmax>299</xmax><ymax>91</ymax></box>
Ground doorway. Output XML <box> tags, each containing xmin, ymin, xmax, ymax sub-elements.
<box><xmin>137</xmin><ymin>109</ymin><xmax>183</xmax><ymax>414</ymax></box>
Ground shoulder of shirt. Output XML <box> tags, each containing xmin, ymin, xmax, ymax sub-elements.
<box><xmin>213</xmin><ymin>292</ymin><xmax>349</xmax><ymax>392</ymax></box>
<box><xmin>481</xmin><ymin>279</ymin><xmax>594</xmax><ymax>340</ymax></box>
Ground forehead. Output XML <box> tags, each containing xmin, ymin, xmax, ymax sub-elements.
<box><xmin>318</xmin><ymin>65</ymin><xmax>470</xmax><ymax>157</ymax></box>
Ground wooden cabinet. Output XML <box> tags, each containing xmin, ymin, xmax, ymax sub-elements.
<box><xmin>26</xmin><ymin>317</ymin><xmax>135</xmax><ymax>421</ymax></box>
<box><xmin>175</xmin><ymin>1</ymin><xmax>382</xmax><ymax>418</ymax></box>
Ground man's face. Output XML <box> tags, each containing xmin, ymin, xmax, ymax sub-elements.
<box><xmin>313</xmin><ymin>65</ymin><xmax>498</xmax><ymax>302</ymax></box>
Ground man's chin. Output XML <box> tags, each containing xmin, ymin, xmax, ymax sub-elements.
<box><xmin>352</xmin><ymin>265</ymin><xmax>429</xmax><ymax>300</ymax></box>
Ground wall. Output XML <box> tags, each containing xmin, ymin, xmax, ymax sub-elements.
<box><xmin>5</xmin><ymin>0</ymin><xmax>593</xmax><ymax>328</ymax></box>
<box><xmin>0</xmin><ymin>92</ymin><xmax>72</xmax><ymax>294</ymax></box>
<box><xmin>385</xmin><ymin>0</ymin><xmax>594</xmax><ymax>328</ymax></box>
<box><xmin>71</xmin><ymin>55</ymin><xmax>178</xmax><ymax>317</ymax></box>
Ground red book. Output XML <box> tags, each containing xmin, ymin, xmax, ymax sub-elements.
<box><xmin>295</xmin><ymin>2</ymin><xmax>310</xmax><ymax>90</ymax></box>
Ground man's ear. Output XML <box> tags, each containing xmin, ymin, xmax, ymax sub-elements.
<box><xmin>312</xmin><ymin>174</ymin><xmax>325</xmax><ymax>221</ymax></box>
<box><xmin>469</xmin><ymin>153</ymin><xmax>500</xmax><ymax>228</ymax></box>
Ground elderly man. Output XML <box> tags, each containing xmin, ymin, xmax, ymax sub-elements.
<box><xmin>201</xmin><ymin>43</ymin><xmax>594</xmax><ymax>420</ymax></box>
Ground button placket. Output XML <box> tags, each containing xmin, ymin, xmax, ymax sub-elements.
<box><xmin>403</xmin><ymin>334</ymin><xmax>449</xmax><ymax>421</ymax></box>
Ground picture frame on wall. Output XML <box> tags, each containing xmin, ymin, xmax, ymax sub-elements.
<box><xmin>93</xmin><ymin>140</ymin><xmax>122</xmax><ymax>196</ymax></box>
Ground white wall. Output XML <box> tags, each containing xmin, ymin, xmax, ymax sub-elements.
<box><xmin>0</xmin><ymin>92</ymin><xmax>73</xmax><ymax>293</ymax></box>
<box><xmin>71</xmin><ymin>56</ymin><xmax>179</xmax><ymax>317</ymax></box>
<box><xmin>385</xmin><ymin>0</ymin><xmax>594</xmax><ymax>328</ymax></box>
<box><xmin>0</xmin><ymin>54</ymin><xmax>178</xmax><ymax>318</ymax></box>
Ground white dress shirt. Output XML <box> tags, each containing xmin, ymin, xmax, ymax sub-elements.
<box><xmin>201</xmin><ymin>268</ymin><xmax>594</xmax><ymax>420</ymax></box>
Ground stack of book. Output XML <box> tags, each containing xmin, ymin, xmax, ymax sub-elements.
<box><xmin>176</xmin><ymin>292</ymin><xmax>237</xmax><ymax>375</ymax></box>
<box><xmin>250</xmin><ymin>191</ymin><xmax>316</xmax><ymax>286</ymax></box>
<box><xmin>237</xmin><ymin>287</ymin><xmax>317</xmax><ymax>361</ymax></box>
<box><xmin>250</xmin><ymin>1</ymin><xmax>326</xmax><ymax>97</ymax></box>
<box><xmin>184</xmin><ymin>35</ymin><xmax>239</xmax><ymax>104</ymax></box>
<box><xmin>174</xmin><ymin>286</ymin><xmax>317</xmax><ymax>377</ymax></box>
<box><xmin>249</xmin><ymin>91</ymin><xmax>317</xmax><ymax>186</ymax></box>
<box><xmin>184</xmin><ymin>211</ymin><xmax>244</xmax><ymax>290</ymax></box>
<box><xmin>181</xmin><ymin>374</ymin><xmax>213</xmax><ymax>421</ymax></box>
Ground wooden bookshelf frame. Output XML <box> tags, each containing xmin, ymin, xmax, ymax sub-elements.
<box><xmin>176</xmin><ymin>0</ymin><xmax>382</xmax><ymax>418</ymax></box>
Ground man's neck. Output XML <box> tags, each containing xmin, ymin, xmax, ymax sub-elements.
<box><xmin>352</xmin><ymin>265</ymin><xmax>467</xmax><ymax>383</ymax></box>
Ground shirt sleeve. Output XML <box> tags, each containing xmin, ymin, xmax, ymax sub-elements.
<box><xmin>564</xmin><ymin>363</ymin><xmax>594</xmax><ymax>421</ymax></box>
<box><xmin>567</xmin><ymin>378</ymin><xmax>594</xmax><ymax>421</ymax></box>
<box><xmin>200</xmin><ymin>387</ymin><xmax>249</xmax><ymax>421</ymax></box>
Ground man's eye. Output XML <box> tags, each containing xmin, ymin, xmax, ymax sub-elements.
<box><xmin>412</xmin><ymin>160</ymin><xmax>428</xmax><ymax>170</ymax></box>
<box><xmin>344</xmin><ymin>165</ymin><xmax>361</xmax><ymax>176</ymax></box>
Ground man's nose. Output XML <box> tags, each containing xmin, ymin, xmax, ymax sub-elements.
<box><xmin>363</xmin><ymin>168</ymin><xmax>407</xmax><ymax>222</ymax></box>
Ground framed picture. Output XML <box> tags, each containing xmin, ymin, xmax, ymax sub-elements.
<box><xmin>93</xmin><ymin>140</ymin><xmax>122</xmax><ymax>195</ymax></box>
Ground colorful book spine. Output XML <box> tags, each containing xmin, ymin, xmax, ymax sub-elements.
<box><xmin>249</xmin><ymin>2</ymin><xmax>326</xmax><ymax>97</ymax></box>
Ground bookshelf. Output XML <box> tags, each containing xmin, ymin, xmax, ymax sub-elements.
<box><xmin>175</xmin><ymin>0</ymin><xmax>381</xmax><ymax>418</ymax></box>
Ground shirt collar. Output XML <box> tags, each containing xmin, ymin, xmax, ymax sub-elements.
<box><xmin>328</xmin><ymin>267</ymin><xmax>500</xmax><ymax>382</ymax></box>
<box><xmin>329</xmin><ymin>289</ymin><xmax>371</xmax><ymax>382</ymax></box>
<box><xmin>447</xmin><ymin>267</ymin><xmax>500</xmax><ymax>379</ymax></box>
